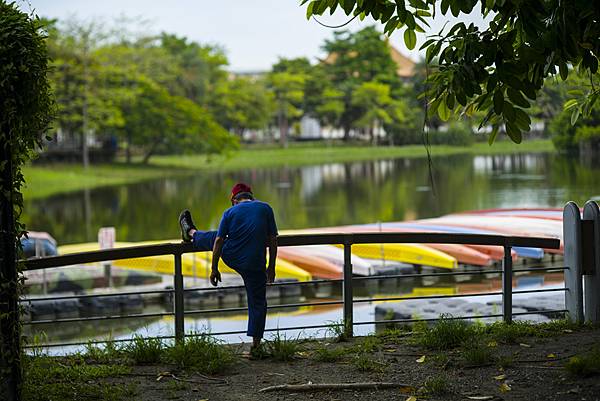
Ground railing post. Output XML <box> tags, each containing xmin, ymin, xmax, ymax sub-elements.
<box><xmin>582</xmin><ymin>201</ymin><xmax>600</xmax><ymax>323</ymax></box>
<box><xmin>502</xmin><ymin>245</ymin><xmax>513</xmax><ymax>324</ymax></box>
<box><xmin>343</xmin><ymin>236</ymin><xmax>353</xmax><ymax>338</ymax></box>
<box><xmin>173</xmin><ymin>252</ymin><xmax>185</xmax><ymax>343</ymax></box>
<box><xmin>564</xmin><ymin>202</ymin><xmax>584</xmax><ymax>323</ymax></box>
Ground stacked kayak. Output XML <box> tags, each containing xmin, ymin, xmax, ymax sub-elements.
<box><xmin>57</xmin><ymin>242</ymin><xmax>312</xmax><ymax>282</ymax></box>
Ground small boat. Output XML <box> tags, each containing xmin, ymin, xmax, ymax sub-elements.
<box><xmin>293</xmin><ymin>244</ymin><xmax>374</xmax><ymax>276</ymax></box>
<box><xmin>418</xmin><ymin>216</ymin><xmax>562</xmax><ymax>254</ymax></box>
<box><xmin>283</xmin><ymin>228</ymin><xmax>457</xmax><ymax>269</ymax></box>
<box><xmin>344</xmin><ymin>225</ymin><xmax>493</xmax><ymax>267</ymax></box>
<box><xmin>58</xmin><ymin>242</ymin><xmax>312</xmax><ymax>282</ymax></box>
<box><xmin>277</xmin><ymin>247</ymin><xmax>342</xmax><ymax>279</ymax></box>
<box><xmin>380</xmin><ymin>222</ymin><xmax>543</xmax><ymax>259</ymax></box>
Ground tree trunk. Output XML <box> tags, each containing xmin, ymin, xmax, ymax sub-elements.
<box><xmin>343</xmin><ymin>124</ymin><xmax>351</xmax><ymax>142</ymax></box>
<box><xmin>0</xmin><ymin>130</ymin><xmax>21</xmax><ymax>401</ymax></box>
<box><xmin>141</xmin><ymin>138</ymin><xmax>161</xmax><ymax>164</ymax></box>
<box><xmin>126</xmin><ymin>131</ymin><xmax>132</xmax><ymax>164</ymax></box>
<box><xmin>278</xmin><ymin>106</ymin><xmax>288</xmax><ymax>148</ymax></box>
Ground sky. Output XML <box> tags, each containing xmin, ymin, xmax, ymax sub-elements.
<box><xmin>22</xmin><ymin>0</ymin><xmax>487</xmax><ymax>72</ymax></box>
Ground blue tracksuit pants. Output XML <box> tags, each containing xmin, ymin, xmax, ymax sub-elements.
<box><xmin>192</xmin><ymin>230</ymin><xmax>267</xmax><ymax>338</ymax></box>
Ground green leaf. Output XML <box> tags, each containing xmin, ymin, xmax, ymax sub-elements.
<box><xmin>505</xmin><ymin>120</ymin><xmax>522</xmax><ymax>143</ymax></box>
<box><xmin>507</xmin><ymin>88</ymin><xmax>530</xmax><ymax>108</ymax></box>
<box><xmin>306</xmin><ymin>1</ymin><xmax>316</xmax><ymax>19</ymax></box>
<box><xmin>419</xmin><ymin>38</ymin><xmax>436</xmax><ymax>50</ymax></box>
<box><xmin>441</xmin><ymin>0</ymin><xmax>450</xmax><ymax>14</ymax></box>
<box><xmin>514</xmin><ymin>108</ymin><xmax>531</xmax><ymax>131</ymax></box>
<box><xmin>404</xmin><ymin>29</ymin><xmax>417</xmax><ymax>50</ymax></box>
<box><xmin>341</xmin><ymin>0</ymin><xmax>356</xmax><ymax>14</ymax></box>
<box><xmin>488</xmin><ymin>125</ymin><xmax>499</xmax><ymax>145</ymax></box>
<box><xmin>570</xmin><ymin>107</ymin><xmax>581</xmax><ymax>125</ymax></box>
<box><xmin>559</xmin><ymin>62</ymin><xmax>568</xmax><ymax>80</ymax></box>
<box><xmin>446</xmin><ymin>92</ymin><xmax>455</xmax><ymax>109</ymax></box>
<box><xmin>437</xmin><ymin>97</ymin><xmax>452</xmax><ymax>121</ymax></box>
<box><xmin>502</xmin><ymin>100</ymin><xmax>516</xmax><ymax>121</ymax></box>
<box><xmin>493</xmin><ymin>90</ymin><xmax>504</xmax><ymax>114</ymax></box>
<box><xmin>563</xmin><ymin>99</ymin><xmax>578</xmax><ymax>111</ymax></box>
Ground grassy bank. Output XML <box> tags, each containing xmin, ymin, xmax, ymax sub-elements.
<box><xmin>23</xmin><ymin>319</ymin><xmax>600</xmax><ymax>401</ymax></box>
<box><xmin>23</xmin><ymin>139</ymin><xmax>554</xmax><ymax>199</ymax></box>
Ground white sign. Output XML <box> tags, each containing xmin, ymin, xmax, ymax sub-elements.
<box><xmin>98</xmin><ymin>227</ymin><xmax>116</xmax><ymax>250</ymax></box>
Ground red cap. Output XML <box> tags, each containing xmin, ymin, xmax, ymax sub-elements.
<box><xmin>230</xmin><ymin>182</ymin><xmax>252</xmax><ymax>200</ymax></box>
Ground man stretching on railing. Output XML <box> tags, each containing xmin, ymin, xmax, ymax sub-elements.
<box><xmin>179</xmin><ymin>182</ymin><xmax>278</xmax><ymax>356</ymax></box>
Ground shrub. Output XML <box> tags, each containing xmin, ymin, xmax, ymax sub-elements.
<box><xmin>164</xmin><ymin>333</ymin><xmax>235</xmax><ymax>374</ymax></box>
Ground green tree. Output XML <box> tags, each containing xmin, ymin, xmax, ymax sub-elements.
<box><xmin>304</xmin><ymin>0</ymin><xmax>600</xmax><ymax>145</ymax></box>
<box><xmin>123</xmin><ymin>77</ymin><xmax>236</xmax><ymax>163</ymax></box>
<box><xmin>351</xmin><ymin>81</ymin><xmax>394</xmax><ymax>143</ymax></box>
<box><xmin>321</xmin><ymin>26</ymin><xmax>403</xmax><ymax>140</ymax></box>
<box><xmin>267</xmin><ymin>72</ymin><xmax>305</xmax><ymax>147</ymax></box>
<box><xmin>47</xmin><ymin>19</ymin><xmax>121</xmax><ymax>167</ymax></box>
<box><xmin>159</xmin><ymin>33</ymin><xmax>228</xmax><ymax>106</ymax></box>
<box><xmin>208</xmin><ymin>77</ymin><xmax>274</xmax><ymax>137</ymax></box>
<box><xmin>1</xmin><ymin>3</ymin><xmax>53</xmax><ymax>398</ymax></box>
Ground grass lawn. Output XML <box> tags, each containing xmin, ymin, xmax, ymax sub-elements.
<box><xmin>23</xmin><ymin>139</ymin><xmax>555</xmax><ymax>199</ymax></box>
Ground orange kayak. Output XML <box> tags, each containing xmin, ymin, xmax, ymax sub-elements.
<box><xmin>277</xmin><ymin>247</ymin><xmax>342</xmax><ymax>279</ymax></box>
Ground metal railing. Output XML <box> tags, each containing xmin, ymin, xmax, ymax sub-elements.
<box><xmin>22</xmin><ymin>232</ymin><xmax>562</xmax><ymax>348</ymax></box>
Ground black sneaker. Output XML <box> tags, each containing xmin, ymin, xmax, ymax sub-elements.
<box><xmin>179</xmin><ymin>209</ymin><xmax>197</xmax><ymax>242</ymax></box>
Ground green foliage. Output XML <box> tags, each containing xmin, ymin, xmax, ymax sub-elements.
<box><xmin>413</xmin><ymin>315</ymin><xmax>478</xmax><ymax>350</ymax></box>
<box><xmin>46</xmin><ymin>19</ymin><xmax>237</xmax><ymax>164</ymax></box>
<box><xmin>321</xmin><ymin>26</ymin><xmax>406</xmax><ymax>140</ymax></box>
<box><xmin>23</xmin><ymin>356</ymin><xmax>133</xmax><ymax>401</ymax></box>
<box><xmin>325</xmin><ymin>320</ymin><xmax>349</xmax><ymax>342</ymax></box>
<box><xmin>461</xmin><ymin>342</ymin><xmax>496</xmax><ymax>366</ymax></box>
<box><xmin>486</xmin><ymin>319</ymin><xmax>580</xmax><ymax>343</ymax></box>
<box><xmin>565</xmin><ymin>347</ymin><xmax>600</xmax><ymax>377</ymax></box>
<box><xmin>426</xmin><ymin>120</ymin><xmax>474</xmax><ymax>146</ymax></box>
<box><xmin>0</xmin><ymin>2</ymin><xmax>54</xmax><ymax>396</ymax></box>
<box><xmin>352</xmin><ymin>353</ymin><xmax>386</xmax><ymax>372</ymax></box>
<box><xmin>209</xmin><ymin>77</ymin><xmax>274</xmax><ymax>136</ymax></box>
<box><xmin>163</xmin><ymin>334</ymin><xmax>235</xmax><ymax>374</ymax></box>
<box><xmin>265</xmin><ymin>332</ymin><xmax>301</xmax><ymax>361</ymax></box>
<box><xmin>84</xmin><ymin>340</ymin><xmax>125</xmax><ymax>363</ymax></box>
<box><xmin>303</xmin><ymin>0</ymin><xmax>600</xmax><ymax>144</ymax></box>
<box><xmin>125</xmin><ymin>335</ymin><xmax>164</xmax><ymax>364</ymax></box>
<box><xmin>421</xmin><ymin>374</ymin><xmax>450</xmax><ymax>396</ymax></box>
<box><xmin>313</xmin><ymin>345</ymin><xmax>347</xmax><ymax>362</ymax></box>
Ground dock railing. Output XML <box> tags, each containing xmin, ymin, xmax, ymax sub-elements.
<box><xmin>22</xmin><ymin>231</ymin><xmax>565</xmax><ymax>349</ymax></box>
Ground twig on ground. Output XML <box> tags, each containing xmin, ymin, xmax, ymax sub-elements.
<box><xmin>258</xmin><ymin>382</ymin><xmax>414</xmax><ymax>393</ymax></box>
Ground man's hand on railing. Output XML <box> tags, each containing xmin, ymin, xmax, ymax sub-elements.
<box><xmin>210</xmin><ymin>269</ymin><xmax>222</xmax><ymax>287</ymax></box>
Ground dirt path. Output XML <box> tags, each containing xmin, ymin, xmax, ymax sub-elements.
<box><xmin>104</xmin><ymin>326</ymin><xmax>600</xmax><ymax>401</ymax></box>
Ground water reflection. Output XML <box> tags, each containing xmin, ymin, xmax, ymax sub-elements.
<box><xmin>24</xmin><ymin>152</ymin><xmax>600</xmax><ymax>245</ymax></box>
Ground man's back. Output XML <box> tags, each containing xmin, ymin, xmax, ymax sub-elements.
<box><xmin>218</xmin><ymin>200</ymin><xmax>278</xmax><ymax>271</ymax></box>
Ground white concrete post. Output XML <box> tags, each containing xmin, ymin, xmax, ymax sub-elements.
<box><xmin>582</xmin><ymin>201</ymin><xmax>600</xmax><ymax>323</ymax></box>
<box><xmin>563</xmin><ymin>202</ymin><xmax>584</xmax><ymax>323</ymax></box>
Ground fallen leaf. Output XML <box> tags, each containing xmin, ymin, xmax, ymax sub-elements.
<box><xmin>487</xmin><ymin>341</ymin><xmax>497</xmax><ymax>347</ymax></box>
<box><xmin>406</xmin><ymin>396</ymin><xmax>417</xmax><ymax>401</ymax></box>
<box><xmin>385</xmin><ymin>348</ymin><xmax>397</xmax><ymax>352</ymax></box>
<box><xmin>547</xmin><ymin>353</ymin><xmax>556</xmax><ymax>358</ymax></box>
<box><xmin>499</xmin><ymin>382</ymin><xmax>511</xmax><ymax>393</ymax></box>
<box><xmin>416</xmin><ymin>355</ymin><xmax>426</xmax><ymax>363</ymax></box>
<box><xmin>398</xmin><ymin>385</ymin><xmax>416</xmax><ymax>394</ymax></box>
<box><xmin>466</xmin><ymin>396</ymin><xmax>494</xmax><ymax>400</ymax></box>
<box><xmin>563</xmin><ymin>329</ymin><xmax>573</xmax><ymax>333</ymax></box>
<box><xmin>519</xmin><ymin>343</ymin><xmax>531</xmax><ymax>348</ymax></box>
<box><xmin>493</xmin><ymin>374</ymin><xmax>506</xmax><ymax>380</ymax></box>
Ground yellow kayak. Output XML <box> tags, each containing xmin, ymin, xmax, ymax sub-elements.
<box><xmin>280</xmin><ymin>229</ymin><xmax>457</xmax><ymax>270</ymax></box>
<box><xmin>338</xmin><ymin>243</ymin><xmax>457</xmax><ymax>269</ymax></box>
<box><xmin>57</xmin><ymin>241</ymin><xmax>312</xmax><ymax>281</ymax></box>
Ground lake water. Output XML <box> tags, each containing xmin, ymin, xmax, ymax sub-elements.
<box><xmin>22</xmin><ymin>152</ymin><xmax>600</xmax><ymax>352</ymax></box>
